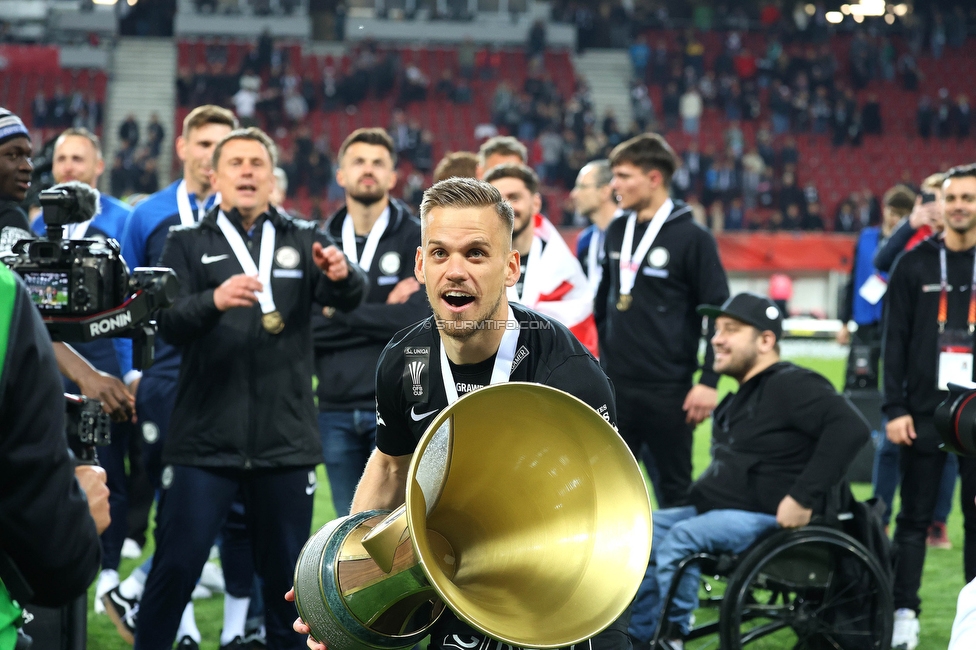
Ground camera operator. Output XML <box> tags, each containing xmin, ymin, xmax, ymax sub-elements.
<box><xmin>0</xmin><ymin>108</ymin><xmax>134</xmax><ymax>424</ymax></box>
<box><xmin>883</xmin><ymin>163</ymin><xmax>976</xmax><ymax>650</ymax></box>
<box><xmin>134</xmin><ymin>127</ymin><xmax>365</xmax><ymax>650</ymax></box>
<box><xmin>31</xmin><ymin>128</ymin><xmax>139</xmax><ymax>614</ymax></box>
<box><xmin>0</xmin><ymin>262</ymin><xmax>108</xmax><ymax>645</ymax></box>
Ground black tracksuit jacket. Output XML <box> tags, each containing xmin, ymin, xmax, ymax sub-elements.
<box><xmin>157</xmin><ymin>207</ymin><xmax>366</xmax><ymax>469</ymax></box>
<box><xmin>883</xmin><ymin>235</ymin><xmax>976</xmax><ymax>448</ymax></box>
<box><xmin>312</xmin><ymin>200</ymin><xmax>430</xmax><ymax>411</ymax></box>
<box><xmin>594</xmin><ymin>201</ymin><xmax>730</xmax><ymax>388</ymax></box>
<box><xmin>689</xmin><ymin>361</ymin><xmax>870</xmax><ymax>515</ymax></box>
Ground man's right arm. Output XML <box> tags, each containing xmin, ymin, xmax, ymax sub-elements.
<box><xmin>349</xmin><ymin>449</ymin><xmax>412</xmax><ymax>514</ymax></box>
<box><xmin>0</xmin><ymin>275</ymin><xmax>101</xmax><ymax>607</ymax></box>
<box><xmin>873</xmin><ymin>218</ymin><xmax>915</xmax><ymax>274</ymax></box>
<box><xmin>881</xmin><ymin>253</ymin><xmax>915</xmax><ymax>423</ymax></box>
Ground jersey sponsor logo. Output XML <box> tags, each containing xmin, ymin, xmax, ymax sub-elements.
<box><xmin>89</xmin><ymin>310</ymin><xmax>133</xmax><ymax>337</ymax></box>
<box><xmin>275</xmin><ymin>246</ymin><xmax>300</xmax><ymax>269</ymax></box>
<box><xmin>408</xmin><ymin>360</ymin><xmax>425</xmax><ymax>396</ymax></box>
<box><xmin>923</xmin><ymin>283</ymin><xmax>950</xmax><ymax>293</ymax></box>
<box><xmin>511</xmin><ymin>345</ymin><xmax>529</xmax><ymax>373</ymax></box>
<box><xmin>404</xmin><ymin>347</ymin><xmax>430</xmax><ymax>402</ymax></box>
<box><xmin>648</xmin><ymin>246</ymin><xmax>670</xmax><ymax>268</ymax></box>
<box><xmin>410</xmin><ymin>405</ymin><xmax>439</xmax><ymax>421</ymax></box>
<box><xmin>201</xmin><ymin>253</ymin><xmax>229</xmax><ymax>264</ymax></box>
<box><xmin>456</xmin><ymin>382</ymin><xmax>486</xmax><ymax>394</ymax></box>
<box><xmin>379</xmin><ymin>251</ymin><xmax>401</xmax><ymax>275</ymax></box>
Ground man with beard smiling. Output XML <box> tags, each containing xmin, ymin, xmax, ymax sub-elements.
<box><xmin>313</xmin><ymin>128</ymin><xmax>428</xmax><ymax>518</ymax></box>
<box><xmin>627</xmin><ymin>292</ymin><xmax>870</xmax><ymax>648</ymax></box>
<box><xmin>289</xmin><ymin>177</ymin><xmax>627</xmax><ymax>650</ymax></box>
<box><xmin>484</xmin><ymin>163</ymin><xmax>597</xmax><ymax>356</ymax></box>
<box><xmin>883</xmin><ymin>163</ymin><xmax>976</xmax><ymax>650</ymax></box>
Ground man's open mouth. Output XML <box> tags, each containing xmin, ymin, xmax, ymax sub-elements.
<box><xmin>443</xmin><ymin>291</ymin><xmax>475</xmax><ymax>308</ymax></box>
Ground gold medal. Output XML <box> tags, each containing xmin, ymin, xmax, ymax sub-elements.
<box><xmin>616</xmin><ymin>294</ymin><xmax>633</xmax><ymax>311</ymax></box>
<box><xmin>262</xmin><ymin>310</ymin><xmax>285</xmax><ymax>334</ymax></box>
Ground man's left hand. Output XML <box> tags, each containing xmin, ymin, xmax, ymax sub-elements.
<box><xmin>313</xmin><ymin>243</ymin><xmax>349</xmax><ymax>281</ymax></box>
<box><xmin>776</xmin><ymin>495</ymin><xmax>813</xmax><ymax>528</ymax></box>
<box><xmin>683</xmin><ymin>384</ymin><xmax>717</xmax><ymax>424</ymax></box>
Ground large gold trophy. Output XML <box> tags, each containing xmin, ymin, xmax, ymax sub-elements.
<box><xmin>293</xmin><ymin>383</ymin><xmax>652</xmax><ymax>650</ymax></box>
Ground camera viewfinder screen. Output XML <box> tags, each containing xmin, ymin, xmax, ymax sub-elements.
<box><xmin>22</xmin><ymin>271</ymin><xmax>70</xmax><ymax>311</ymax></box>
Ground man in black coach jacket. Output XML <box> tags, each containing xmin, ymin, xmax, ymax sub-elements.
<box><xmin>134</xmin><ymin>127</ymin><xmax>365</xmax><ymax>650</ymax></box>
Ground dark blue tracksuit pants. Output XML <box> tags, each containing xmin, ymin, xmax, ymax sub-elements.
<box><xmin>134</xmin><ymin>465</ymin><xmax>316</xmax><ymax>650</ymax></box>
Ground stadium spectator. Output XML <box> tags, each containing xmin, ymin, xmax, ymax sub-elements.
<box><xmin>596</xmin><ymin>133</ymin><xmax>729</xmax><ymax>508</ymax></box>
<box><xmin>313</xmin><ymin>128</ymin><xmax>427</xmax><ymax>519</ymax></box>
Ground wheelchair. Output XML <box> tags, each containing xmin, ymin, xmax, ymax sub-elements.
<box><xmin>649</xmin><ymin>523</ymin><xmax>894</xmax><ymax>649</ymax></box>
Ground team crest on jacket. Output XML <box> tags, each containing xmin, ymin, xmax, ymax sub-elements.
<box><xmin>648</xmin><ymin>246</ymin><xmax>670</xmax><ymax>268</ymax></box>
<box><xmin>142</xmin><ymin>421</ymin><xmax>160</xmax><ymax>444</ymax></box>
<box><xmin>275</xmin><ymin>246</ymin><xmax>300</xmax><ymax>269</ymax></box>
<box><xmin>379</xmin><ymin>251</ymin><xmax>401</xmax><ymax>275</ymax></box>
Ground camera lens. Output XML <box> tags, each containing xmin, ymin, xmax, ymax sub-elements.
<box><xmin>936</xmin><ymin>389</ymin><xmax>976</xmax><ymax>456</ymax></box>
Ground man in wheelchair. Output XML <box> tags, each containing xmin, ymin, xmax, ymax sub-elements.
<box><xmin>628</xmin><ymin>292</ymin><xmax>872</xmax><ymax>648</ymax></box>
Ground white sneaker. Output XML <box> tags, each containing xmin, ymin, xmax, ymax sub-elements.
<box><xmin>94</xmin><ymin>570</ymin><xmax>120</xmax><ymax>615</ymax></box>
<box><xmin>199</xmin><ymin>561</ymin><xmax>225</xmax><ymax>594</ymax></box>
<box><xmin>892</xmin><ymin>608</ymin><xmax>920</xmax><ymax>650</ymax></box>
<box><xmin>121</xmin><ymin>538</ymin><xmax>143</xmax><ymax>560</ymax></box>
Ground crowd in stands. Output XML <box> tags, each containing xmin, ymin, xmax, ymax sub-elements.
<box><xmin>29</xmin><ymin>88</ymin><xmax>102</xmax><ymax>135</ymax></box>
<box><xmin>171</xmin><ymin>3</ymin><xmax>973</xmax><ymax>233</ymax></box>
<box><xmin>110</xmin><ymin>113</ymin><xmax>165</xmax><ymax>198</ymax></box>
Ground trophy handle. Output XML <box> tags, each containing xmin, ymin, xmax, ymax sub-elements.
<box><xmin>361</xmin><ymin>503</ymin><xmax>409</xmax><ymax>573</ymax></box>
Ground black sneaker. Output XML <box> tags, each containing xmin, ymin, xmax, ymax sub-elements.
<box><xmin>102</xmin><ymin>585</ymin><xmax>139</xmax><ymax>644</ymax></box>
<box><xmin>242</xmin><ymin>627</ymin><xmax>266</xmax><ymax>649</ymax></box>
<box><xmin>219</xmin><ymin>636</ymin><xmax>247</xmax><ymax>650</ymax></box>
<box><xmin>175</xmin><ymin>636</ymin><xmax>200</xmax><ymax>650</ymax></box>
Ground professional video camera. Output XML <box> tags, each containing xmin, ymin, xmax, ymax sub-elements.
<box><xmin>2</xmin><ymin>181</ymin><xmax>179</xmax><ymax>369</ymax></box>
<box><xmin>936</xmin><ymin>382</ymin><xmax>976</xmax><ymax>456</ymax></box>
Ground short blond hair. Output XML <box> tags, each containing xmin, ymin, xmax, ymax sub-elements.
<box><xmin>420</xmin><ymin>177</ymin><xmax>514</xmax><ymax>234</ymax></box>
<box><xmin>433</xmin><ymin>151</ymin><xmax>478</xmax><ymax>183</ymax></box>
<box><xmin>182</xmin><ymin>105</ymin><xmax>239</xmax><ymax>137</ymax></box>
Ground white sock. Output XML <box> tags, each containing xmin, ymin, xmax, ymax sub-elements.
<box><xmin>177</xmin><ymin>602</ymin><xmax>201</xmax><ymax>643</ymax></box>
<box><xmin>96</xmin><ymin>569</ymin><xmax>120</xmax><ymax>596</ymax></box>
<box><xmin>221</xmin><ymin>595</ymin><xmax>250</xmax><ymax>645</ymax></box>
<box><xmin>118</xmin><ymin>567</ymin><xmax>147</xmax><ymax>600</ymax></box>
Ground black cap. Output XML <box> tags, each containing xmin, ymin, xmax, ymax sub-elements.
<box><xmin>697</xmin><ymin>292</ymin><xmax>784</xmax><ymax>340</ymax></box>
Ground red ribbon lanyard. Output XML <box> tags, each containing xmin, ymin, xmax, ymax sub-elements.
<box><xmin>938</xmin><ymin>242</ymin><xmax>976</xmax><ymax>334</ymax></box>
